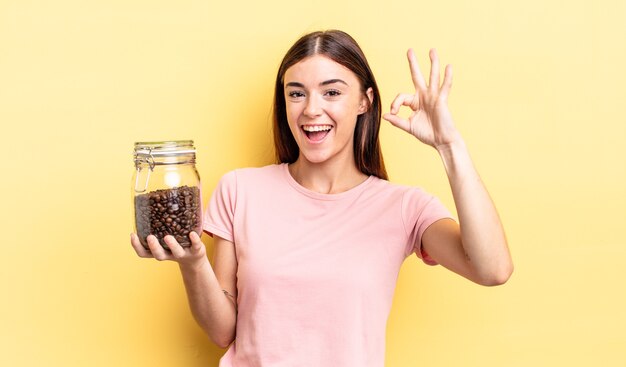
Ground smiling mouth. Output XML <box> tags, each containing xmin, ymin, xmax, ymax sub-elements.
<box><xmin>302</xmin><ymin>125</ymin><xmax>332</xmax><ymax>142</ymax></box>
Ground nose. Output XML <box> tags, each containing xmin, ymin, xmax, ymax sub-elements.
<box><xmin>304</xmin><ymin>94</ymin><xmax>322</xmax><ymax>118</ymax></box>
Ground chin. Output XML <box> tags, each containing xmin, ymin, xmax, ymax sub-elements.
<box><xmin>300</xmin><ymin>150</ymin><xmax>333</xmax><ymax>165</ymax></box>
<box><xmin>302</xmin><ymin>155</ymin><xmax>330</xmax><ymax>165</ymax></box>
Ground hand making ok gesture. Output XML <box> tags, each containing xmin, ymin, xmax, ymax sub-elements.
<box><xmin>383</xmin><ymin>48</ymin><xmax>461</xmax><ymax>150</ymax></box>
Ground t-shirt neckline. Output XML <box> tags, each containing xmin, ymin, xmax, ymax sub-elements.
<box><xmin>280</xmin><ymin>163</ymin><xmax>375</xmax><ymax>201</ymax></box>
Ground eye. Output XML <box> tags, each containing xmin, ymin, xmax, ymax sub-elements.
<box><xmin>287</xmin><ymin>91</ymin><xmax>305</xmax><ymax>98</ymax></box>
<box><xmin>324</xmin><ymin>89</ymin><xmax>341</xmax><ymax>97</ymax></box>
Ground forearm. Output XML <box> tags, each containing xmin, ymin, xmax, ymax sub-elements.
<box><xmin>178</xmin><ymin>260</ymin><xmax>236</xmax><ymax>348</ymax></box>
<box><xmin>437</xmin><ymin>139</ymin><xmax>513</xmax><ymax>284</ymax></box>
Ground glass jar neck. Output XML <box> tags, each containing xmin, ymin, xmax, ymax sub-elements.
<box><xmin>134</xmin><ymin>140</ymin><xmax>196</xmax><ymax>169</ymax></box>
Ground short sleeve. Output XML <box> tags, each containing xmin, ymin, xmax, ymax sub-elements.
<box><xmin>401</xmin><ymin>188</ymin><xmax>454</xmax><ymax>265</ymax></box>
<box><xmin>202</xmin><ymin>170</ymin><xmax>237</xmax><ymax>242</ymax></box>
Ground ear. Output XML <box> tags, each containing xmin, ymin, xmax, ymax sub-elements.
<box><xmin>358</xmin><ymin>87</ymin><xmax>374</xmax><ymax>114</ymax></box>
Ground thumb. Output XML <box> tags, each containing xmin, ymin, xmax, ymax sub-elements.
<box><xmin>383</xmin><ymin>113</ymin><xmax>411</xmax><ymax>134</ymax></box>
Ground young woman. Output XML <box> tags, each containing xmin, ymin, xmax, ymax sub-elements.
<box><xmin>131</xmin><ymin>29</ymin><xmax>513</xmax><ymax>366</ymax></box>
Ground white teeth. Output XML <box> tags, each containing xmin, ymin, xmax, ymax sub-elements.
<box><xmin>302</xmin><ymin>125</ymin><xmax>332</xmax><ymax>132</ymax></box>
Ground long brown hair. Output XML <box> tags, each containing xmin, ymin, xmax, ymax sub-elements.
<box><xmin>272</xmin><ymin>30</ymin><xmax>388</xmax><ymax>180</ymax></box>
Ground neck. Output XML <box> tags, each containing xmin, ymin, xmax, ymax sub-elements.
<box><xmin>288</xmin><ymin>156</ymin><xmax>368</xmax><ymax>195</ymax></box>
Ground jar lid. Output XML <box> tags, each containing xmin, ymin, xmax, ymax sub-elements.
<box><xmin>134</xmin><ymin>140</ymin><xmax>196</xmax><ymax>157</ymax></box>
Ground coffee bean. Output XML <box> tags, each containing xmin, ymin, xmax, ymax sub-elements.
<box><xmin>134</xmin><ymin>185</ymin><xmax>201</xmax><ymax>249</ymax></box>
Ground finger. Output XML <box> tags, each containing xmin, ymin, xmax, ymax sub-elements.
<box><xmin>130</xmin><ymin>233</ymin><xmax>153</xmax><ymax>258</ymax></box>
<box><xmin>189</xmin><ymin>231</ymin><xmax>204</xmax><ymax>251</ymax></box>
<box><xmin>440</xmin><ymin>64</ymin><xmax>453</xmax><ymax>100</ymax></box>
<box><xmin>407</xmin><ymin>48</ymin><xmax>427</xmax><ymax>90</ymax></box>
<box><xmin>163</xmin><ymin>235</ymin><xmax>186</xmax><ymax>258</ymax></box>
<box><xmin>428</xmin><ymin>48</ymin><xmax>440</xmax><ymax>93</ymax></box>
<box><xmin>147</xmin><ymin>235</ymin><xmax>171</xmax><ymax>261</ymax></box>
<box><xmin>389</xmin><ymin>93</ymin><xmax>419</xmax><ymax>114</ymax></box>
<box><xmin>383</xmin><ymin>113</ymin><xmax>411</xmax><ymax>133</ymax></box>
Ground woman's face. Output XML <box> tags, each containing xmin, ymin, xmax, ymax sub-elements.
<box><xmin>283</xmin><ymin>55</ymin><xmax>372</xmax><ymax>166</ymax></box>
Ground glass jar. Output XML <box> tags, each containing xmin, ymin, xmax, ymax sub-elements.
<box><xmin>132</xmin><ymin>140</ymin><xmax>202</xmax><ymax>249</ymax></box>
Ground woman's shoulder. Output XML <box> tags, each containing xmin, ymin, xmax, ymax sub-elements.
<box><xmin>218</xmin><ymin>163</ymin><xmax>285</xmax><ymax>187</ymax></box>
<box><xmin>369</xmin><ymin>176</ymin><xmax>430</xmax><ymax>197</ymax></box>
<box><xmin>230</xmin><ymin>163</ymin><xmax>282</xmax><ymax>178</ymax></box>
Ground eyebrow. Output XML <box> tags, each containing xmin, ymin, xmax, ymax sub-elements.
<box><xmin>285</xmin><ymin>79</ymin><xmax>349</xmax><ymax>88</ymax></box>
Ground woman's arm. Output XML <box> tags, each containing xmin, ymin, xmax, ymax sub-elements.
<box><xmin>130</xmin><ymin>232</ymin><xmax>238</xmax><ymax>347</ymax></box>
<box><xmin>423</xmin><ymin>140</ymin><xmax>512</xmax><ymax>285</ymax></box>
<box><xmin>176</xmin><ymin>234</ymin><xmax>238</xmax><ymax>347</ymax></box>
<box><xmin>384</xmin><ymin>48</ymin><xmax>512</xmax><ymax>285</ymax></box>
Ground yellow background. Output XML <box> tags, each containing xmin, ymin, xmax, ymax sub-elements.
<box><xmin>1</xmin><ymin>0</ymin><xmax>624</xmax><ymax>366</ymax></box>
